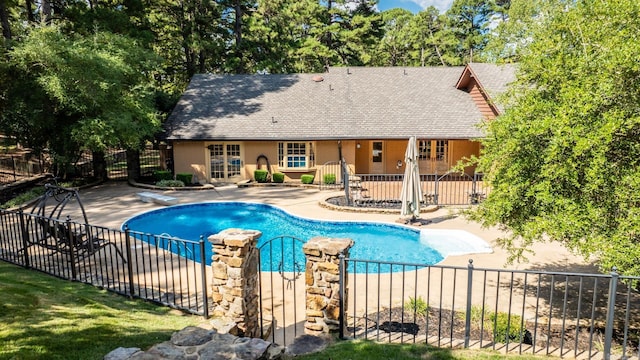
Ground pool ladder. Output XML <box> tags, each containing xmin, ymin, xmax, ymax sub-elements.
<box><xmin>159</xmin><ymin>233</ymin><xmax>194</xmax><ymax>259</ymax></box>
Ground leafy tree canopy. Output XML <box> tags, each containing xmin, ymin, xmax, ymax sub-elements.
<box><xmin>471</xmin><ymin>0</ymin><xmax>640</xmax><ymax>276</ymax></box>
<box><xmin>0</xmin><ymin>25</ymin><xmax>161</xmax><ymax>174</ymax></box>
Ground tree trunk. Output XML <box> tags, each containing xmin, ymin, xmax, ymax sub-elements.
<box><xmin>92</xmin><ymin>151</ymin><xmax>107</xmax><ymax>181</ymax></box>
<box><xmin>126</xmin><ymin>149</ymin><xmax>141</xmax><ymax>181</ymax></box>
<box><xmin>41</xmin><ymin>0</ymin><xmax>52</xmax><ymax>23</ymax></box>
<box><xmin>234</xmin><ymin>0</ymin><xmax>243</xmax><ymax>73</ymax></box>
<box><xmin>25</xmin><ymin>0</ymin><xmax>35</xmax><ymax>22</ymax></box>
<box><xmin>0</xmin><ymin>0</ymin><xmax>11</xmax><ymax>41</ymax></box>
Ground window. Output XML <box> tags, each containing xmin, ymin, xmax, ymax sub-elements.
<box><xmin>372</xmin><ymin>142</ymin><xmax>383</xmax><ymax>162</ymax></box>
<box><xmin>278</xmin><ymin>142</ymin><xmax>314</xmax><ymax>169</ymax></box>
<box><xmin>418</xmin><ymin>140</ymin><xmax>447</xmax><ymax>161</ymax></box>
<box><xmin>418</xmin><ymin>140</ymin><xmax>431</xmax><ymax>160</ymax></box>
<box><xmin>436</xmin><ymin>140</ymin><xmax>448</xmax><ymax>161</ymax></box>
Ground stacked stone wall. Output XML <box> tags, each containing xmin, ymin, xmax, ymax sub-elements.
<box><xmin>302</xmin><ymin>237</ymin><xmax>354</xmax><ymax>336</ymax></box>
<box><xmin>208</xmin><ymin>229</ymin><xmax>262</xmax><ymax>338</ymax></box>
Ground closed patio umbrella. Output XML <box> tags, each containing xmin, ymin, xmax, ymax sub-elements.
<box><xmin>400</xmin><ymin>136</ymin><xmax>423</xmax><ymax>219</ymax></box>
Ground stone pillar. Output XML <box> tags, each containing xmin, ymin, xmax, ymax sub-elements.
<box><xmin>302</xmin><ymin>237</ymin><xmax>354</xmax><ymax>336</ymax></box>
<box><xmin>208</xmin><ymin>228</ymin><xmax>261</xmax><ymax>338</ymax></box>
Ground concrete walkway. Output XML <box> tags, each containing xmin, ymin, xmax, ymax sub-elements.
<box><xmin>74</xmin><ymin>181</ymin><xmax>594</xmax><ymax>272</ymax></box>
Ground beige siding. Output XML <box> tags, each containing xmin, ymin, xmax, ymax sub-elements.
<box><xmin>172</xmin><ymin>141</ymin><xmax>208</xmax><ymax>183</ymax></box>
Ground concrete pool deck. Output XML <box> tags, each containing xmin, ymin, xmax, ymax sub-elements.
<box><xmin>75</xmin><ymin>181</ymin><xmax>596</xmax><ymax>273</ymax></box>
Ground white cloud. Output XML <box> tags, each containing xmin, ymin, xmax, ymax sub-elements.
<box><xmin>414</xmin><ymin>0</ymin><xmax>454</xmax><ymax>13</ymax></box>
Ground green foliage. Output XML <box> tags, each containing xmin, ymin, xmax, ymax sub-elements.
<box><xmin>1</xmin><ymin>187</ymin><xmax>45</xmax><ymax>209</ymax></box>
<box><xmin>272</xmin><ymin>172</ymin><xmax>285</xmax><ymax>183</ymax></box>
<box><xmin>323</xmin><ymin>173</ymin><xmax>336</xmax><ymax>185</ymax></box>
<box><xmin>489</xmin><ymin>312</ymin><xmax>524</xmax><ymax>344</ymax></box>
<box><xmin>156</xmin><ymin>179</ymin><xmax>184</xmax><ymax>187</ymax></box>
<box><xmin>254</xmin><ymin>169</ymin><xmax>269</xmax><ymax>183</ymax></box>
<box><xmin>300</xmin><ymin>174</ymin><xmax>314</xmax><ymax>184</ymax></box>
<box><xmin>175</xmin><ymin>173</ymin><xmax>193</xmax><ymax>185</ymax></box>
<box><xmin>405</xmin><ymin>296</ymin><xmax>428</xmax><ymax>317</ymax></box>
<box><xmin>153</xmin><ymin>170</ymin><xmax>173</xmax><ymax>181</ymax></box>
<box><xmin>471</xmin><ymin>0</ymin><xmax>640</xmax><ymax>276</ymax></box>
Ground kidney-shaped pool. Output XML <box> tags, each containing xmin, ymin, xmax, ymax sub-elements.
<box><xmin>122</xmin><ymin>202</ymin><xmax>491</xmax><ymax>273</ymax></box>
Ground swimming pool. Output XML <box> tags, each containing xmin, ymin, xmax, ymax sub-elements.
<box><xmin>122</xmin><ymin>202</ymin><xmax>491</xmax><ymax>272</ymax></box>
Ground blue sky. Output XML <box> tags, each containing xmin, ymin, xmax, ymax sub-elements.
<box><xmin>377</xmin><ymin>0</ymin><xmax>454</xmax><ymax>13</ymax></box>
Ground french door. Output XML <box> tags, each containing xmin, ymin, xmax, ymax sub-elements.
<box><xmin>209</xmin><ymin>143</ymin><xmax>242</xmax><ymax>181</ymax></box>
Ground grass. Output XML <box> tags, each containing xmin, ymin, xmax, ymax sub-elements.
<box><xmin>0</xmin><ymin>261</ymin><xmax>204</xmax><ymax>360</ymax></box>
<box><xmin>1</xmin><ymin>261</ymin><xmax>551</xmax><ymax>360</ymax></box>
<box><xmin>291</xmin><ymin>339</ymin><xmax>549</xmax><ymax>359</ymax></box>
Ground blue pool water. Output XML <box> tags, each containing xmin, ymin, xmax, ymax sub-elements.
<box><xmin>122</xmin><ymin>202</ymin><xmax>445</xmax><ymax>272</ymax></box>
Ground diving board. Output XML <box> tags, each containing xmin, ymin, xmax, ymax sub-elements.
<box><xmin>136</xmin><ymin>192</ymin><xmax>179</xmax><ymax>206</ymax></box>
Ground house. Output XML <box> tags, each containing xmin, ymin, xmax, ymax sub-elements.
<box><xmin>163</xmin><ymin>63</ymin><xmax>516</xmax><ymax>184</ymax></box>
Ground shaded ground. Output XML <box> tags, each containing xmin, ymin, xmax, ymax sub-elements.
<box><xmin>348</xmin><ymin>306</ymin><xmax>640</xmax><ymax>357</ymax></box>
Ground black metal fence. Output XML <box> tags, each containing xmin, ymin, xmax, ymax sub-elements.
<box><xmin>340</xmin><ymin>257</ymin><xmax>640</xmax><ymax>359</ymax></box>
<box><xmin>0</xmin><ymin>155</ymin><xmax>48</xmax><ymax>185</ymax></box>
<box><xmin>0</xmin><ymin>209</ymin><xmax>209</xmax><ymax>317</ymax></box>
<box><xmin>322</xmin><ymin>172</ymin><xmax>490</xmax><ymax>207</ymax></box>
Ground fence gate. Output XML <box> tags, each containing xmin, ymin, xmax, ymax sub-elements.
<box><xmin>257</xmin><ymin>236</ymin><xmax>307</xmax><ymax>346</ymax></box>
<box><xmin>435</xmin><ymin>172</ymin><xmax>476</xmax><ymax>205</ymax></box>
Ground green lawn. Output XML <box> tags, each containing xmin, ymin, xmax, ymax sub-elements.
<box><xmin>0</xmin><ymin>261</ymin><xmax>204</xmax><ymax>360</ymax></box>
<box><xmin>0</xmin><ymin>260</ymin><xmax>550</xmax><ymax>360</ymax></box>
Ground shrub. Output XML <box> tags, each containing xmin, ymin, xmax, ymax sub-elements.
<box><xmin>156</xmin><ymin>179</ymin><xmax>184</xmax><ymax>187</ymax></box>
<box><xmin>323</xmin><ymin>173</ymin><xmax>336</xmax><ymax>185</ymax></box>
<box><xmin>254</xmin><ymin>169</ymin><xmax>269</xmax><ymax>183</ymax></box>
<box><xmin>175</xmin><ymin>173</ymin><xmax>193</xmax><ymax>185</ymax></box>
<box><xmin>405</xmin><ymin>296</ymin><xmax>428</xmax><ymax>317</ymax></box>
<box><xmin>490</xmin><ymin>312</ymin><xmax>525</xmax><ymax>343</ymax></box>
<box><xmin>300</xmin><ymin>174</ymin><xmax>314</xmax><ymax>184</ymax></box>
<box><xmin>272</xmin><ymin>172</ymin><xmax>285</xmax><ymax>183</ymax></box>
<box><xmin>153</xmin><ymin>170</ymin><xmax>173</xmax><ymax>182</ymax></box>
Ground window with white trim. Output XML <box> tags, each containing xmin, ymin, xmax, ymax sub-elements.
<box><xmin>418</xmin><ymin>140</ymin><xmax>431</xmax><ymax>160</ymax></box>
<box><xmin>278</xmin><ymin>142</ymin><xmax>314</xmax><ymax>170</ymax></box>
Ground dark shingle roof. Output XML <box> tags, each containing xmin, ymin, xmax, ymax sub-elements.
<box><xmin>165</xmin><ymin>66</ymin><xmax>511</xmax><ymax>141</ymax></box>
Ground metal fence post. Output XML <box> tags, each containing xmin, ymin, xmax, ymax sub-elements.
<box><xmin>464</xmin><ymin>259</ymin><xmax>474</xmax><ymax>348</ymax></box>
<box><xmin>603</xmin><ymin>267</ymin><xmax>618</xmax><ymax>360</ymax></box>
<box><xmin>339</xmin><ymin>253</ymin><xmax>345</xmax><ymax>340</ymax></box>
<box><xmin>64</xmin><ymin>216</ymin><xmax>77</xmax><ymax>280</ymax></box>
<box><xmin>124</xmin><ymin>226</ymin><xmax>135</xmax><ymax>298</ymax></box>
<box><xmin>199</xmin><ymin>236</ymin><xmax>209</xmax><ymax>319</ymax></box>
<box><xmin>18</xmin><ymin>210</ymin><xmax>31</xmax><ymax>268</ymax></box>
<box><xmin>11</xmin><ymin>155</ymin><xmax>17</xmax><ymax>182</ymax></box>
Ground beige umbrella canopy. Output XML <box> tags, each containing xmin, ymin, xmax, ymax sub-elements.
<box><xmin>400</xmin><ymin>136</ymin><xmax>423</xmax><ymax>219</ymax></box>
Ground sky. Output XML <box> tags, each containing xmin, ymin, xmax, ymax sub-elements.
<box><xmin>377</xmin><ymin>0</ymin><xmax>454</xmax><ymax>14</ymax></box>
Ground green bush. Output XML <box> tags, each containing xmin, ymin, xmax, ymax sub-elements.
<box><xmin>156</xmin><ymin>179</ymin><xmax>184</xmax><ymax>187</ymax></box>
<box><xmin>175</xmin><ymin>173</ymin><xmax>193</xmax><ymax>185</ymax></box>
<box><xmin>323</xmin><ymin>173</ymin><xmax>336</xmax><ymax>185</ymax></box>
<box><xmin>490</xmin><ymin>312</ymin><xmax>524</xmax><ymax>343</ymax></box>
<box><xmin>254</xmin><ymin>169</ymin><xmax>269</xmax><ymax>183</ymax></box>
<box><xmin>272</xmin><ymin>172</ymin><xmax>285</xmax><ymax>183</ymax></box>
<box><xmin>405</xmin><ymin>296</ymin><xmax>428</xmax><ymax>317</ymax></box>
<box><xmin>300</xmin><ymin>174</ymin><xmax>314</xmax><ymax>184</ymax></box>
<box><xmin>153</xmin><ymin>170</ymin><xmax>173</xmax><ymax>181</ymax></box>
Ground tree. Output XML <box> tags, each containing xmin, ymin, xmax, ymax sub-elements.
<box><xmin>471</xmin><ymin>0</ymin><xmax>640</xmax><ymax>276</ymax></box>
<box><xmin>372</xmin><ymin>8</ymin><xmax>413</xmax><ymax>66</ymax></box>
<box><xmin>0</xmin><ymin>26</ymin><xmax>161</xmax><ymax>177</ymax></box>
<box><xmin>445</xmin><ymin>0</ymin><xmax>494</xmax><ymax>63</ymax></box>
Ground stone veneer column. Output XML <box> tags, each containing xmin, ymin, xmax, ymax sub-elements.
<box><xmin>302</xmin><ymin>237</ymin><xmax>354</xmax><ymax>336</ymax></box>
<box><xmin>208</xmin><ymin>228</ymin><xmax>262</xmax><ymax>338</ymax></box>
